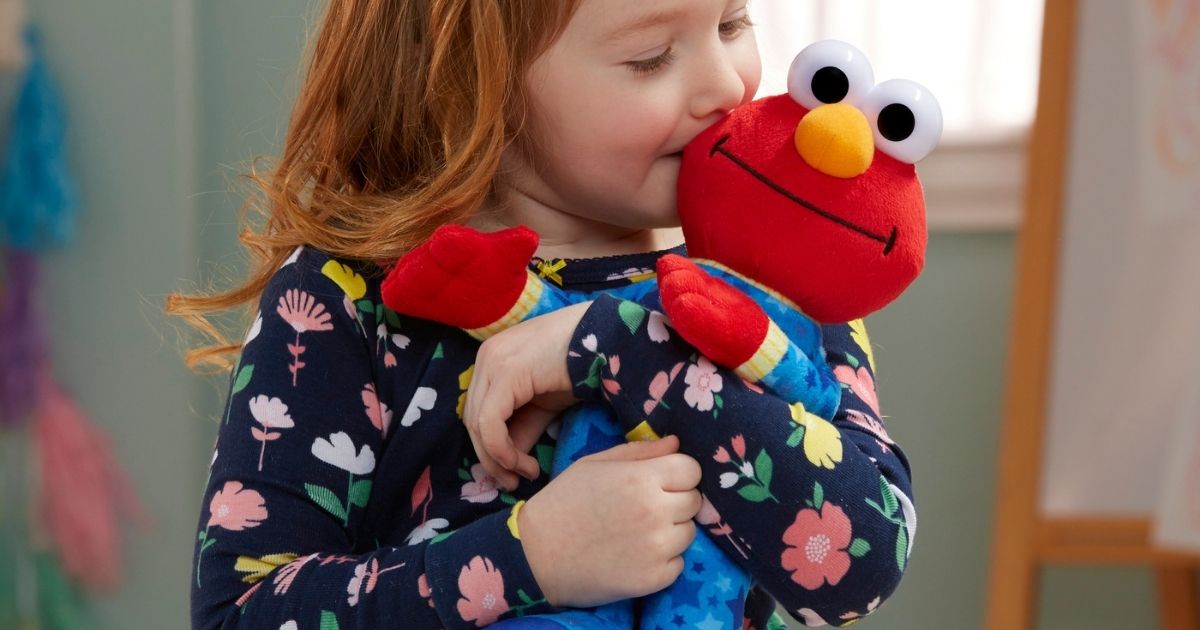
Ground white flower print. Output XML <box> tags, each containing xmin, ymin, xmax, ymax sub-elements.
<box><xmin>401</xmin><ymin>387</ymin><xmax>438</xmax><ymax>427</ymax></box>
<box><xmin>683</xmin><ymin>357</ymin><xmax>723</xmax><ymax>412</ymax></box>
<box><xmin>244</xmin><ymin>313</ymin><xmax>263</xmax><ymax>346</ymax></box>
<box><xmin>582</xmin><ymin>334</ymin><xmax>598</xmax><ymax>352</ymax></box>
<box><xmin>312</xmin><ymin>432</ymin><xmax>376</xmax><ymax>475</ymax></box>
<box><xmin>892</xmin><ymin>483</ymin><xmax>917</xmax><ymax>557</ymax></box>
<box><xmin>796</xmin><ymin>608</ymin><xmax>829</xmax><ymax>626</ymax></box>
<box><xmin>249</xmin><ymin>395</ymin><xmax>295</xmax><ymax>430</ymax></box>
<box><xmin>647</xmin><ymin>311</ymin><xmax>671</xmax><ymax>343</ymax></box>
<box><xmin>281</xmin><ymin>246</ymin><xmax>303</xmax><ymax>268</ymax></box>
<box><xmin>280</xmin><ymin>622</ymin><xmax>298</xmax><ymax>630</ymax></box>
<box><xmin>719</xmin><ymin>472</ymin><xmax>739</xmax><ymax>489</ymax></box>
<box><xmin>406</xmin><ymin>518</ymin><xmax>450</xmax><ymax>545</ymax></box>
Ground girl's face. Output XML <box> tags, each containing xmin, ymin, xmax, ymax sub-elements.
<box><xmin>506</xmin><ymin>0</ymin><xmax>761</xmax><ymax>230</ymax></box>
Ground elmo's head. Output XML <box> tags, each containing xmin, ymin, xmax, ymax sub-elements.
<box><xmin>678</xmin><ymin>41</ymin><xmax>941</xmax><ymax>323</ymax></box>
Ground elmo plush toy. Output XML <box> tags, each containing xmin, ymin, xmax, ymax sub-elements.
<box><xmin>382</xmin><ymin>40</ymin><xmax>941</xmax><ymax>630</ymax></box>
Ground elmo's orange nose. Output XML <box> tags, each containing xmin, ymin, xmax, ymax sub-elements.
<box><xmin>794</xmin><ymin>103</ymin><xmax>875</xmax><ymax>178</ymax></box>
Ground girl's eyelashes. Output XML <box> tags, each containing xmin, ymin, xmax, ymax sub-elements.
<box><xmin>626</xmin><ymin>47</ymin><xmax>677</xmax><ymax>75</ymax></box>
<box><xmin>623</xmin><ymin>13</ymin><xmax>753</xmax><ymax>76</ymax></box>
<box><xmin>718</xmin><ymin>14</ymin><xmax>754</xmax><ymax>39</ymax></box>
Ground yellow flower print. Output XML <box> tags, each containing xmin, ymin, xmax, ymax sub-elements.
<box><xmin>234</xmin><ymin>552</ymin><xmax>299</xmax><ymax>584</ymax></box>
<box><xmin>321</xmin><ymin>260</ymin><xmax>367</xmax><ymax>301</ymax></box>
<box><xmin>457</xmin><ymin>364</ymin><xmax>475</xmax><ymax>419</ymax></box>
<box><xmin>788</xmin><ymin>402</ymin><xmax>843</xmax><ymax>470</ymax></box>
<box><xmin>849</xmin><ymin>319</ymin><xmax>878</xmax><ymax>374</ymax></box>
<box><xmin>848</xmin><ymin>319</ymin><xmax>876</xmax><ymax>373</ymax></box>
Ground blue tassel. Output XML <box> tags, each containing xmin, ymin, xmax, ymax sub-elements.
<box><xmin>0</xmin><ymin>25</ymin><xmax>77</xmax><ymax>251</ymax></box>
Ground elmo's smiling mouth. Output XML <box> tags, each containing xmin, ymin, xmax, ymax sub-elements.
<box><xmin>709</xmin><ymin>134</ymin><xmax>898</xmax><ymax>256</ymax></box>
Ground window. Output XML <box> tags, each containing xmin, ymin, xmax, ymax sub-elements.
<box><xmin>749</xmin><ymin>0</ymin><xmax>1044</xmax><ymax>229</ymax></box>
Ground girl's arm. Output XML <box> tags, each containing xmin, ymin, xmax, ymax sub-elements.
<box><xmin>566</xmin><ymin>294</ymin><xmax>915</xmax><ymax>626</ymax></box>
<box><xmin>192</xmin><ymin>253</ymin><xmax>559</xmax><ymax>630</ymax></box>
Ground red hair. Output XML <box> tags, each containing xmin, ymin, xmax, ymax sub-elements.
<box><xmin>166</xmin><ymin>0</ymin><xmax>580</xmax><ymax>371</ymax></box>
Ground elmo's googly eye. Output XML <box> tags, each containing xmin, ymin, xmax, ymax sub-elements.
<box><xmin>861</xmin><ymin>79</ymin><xmax>942</xmax><ymax>164</ymax></box>
<box><xmin>788</xmin><ymin>40</ymin><xmax>875</xmax><ymax>110</ymax></box>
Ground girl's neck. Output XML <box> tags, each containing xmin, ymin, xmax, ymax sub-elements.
<box><xmin>467</xmin><ymin>190</ymin><xmax>684</xmax><ymax>261</ymax></box>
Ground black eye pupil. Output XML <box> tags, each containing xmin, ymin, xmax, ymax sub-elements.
<box><xmin>878</xmin><ymin>103</ymin><xmax>915</xmax><ymax>141</ymax></box>
<box><xmin>811</xmin><ymin>67</ymin><xmax>849</xmax><ymax>104</ymax></box>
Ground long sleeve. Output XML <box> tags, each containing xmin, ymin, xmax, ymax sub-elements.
<box><xmin>191</xmin><ymin>251</ymin><xmax>560</xmax><ymax>630</ymax></box>
<box><xmin>566</xmin><ymin>294</ymin><xmax>916</xmax><ymax>627</ymax></box>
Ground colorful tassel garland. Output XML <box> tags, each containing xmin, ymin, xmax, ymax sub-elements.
<box><xmin>32</xmin><ymin>368</ymin><xmax>152</xmax><ymax>593</ymax></box>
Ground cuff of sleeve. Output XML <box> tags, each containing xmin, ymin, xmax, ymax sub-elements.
<box><xmin>424</xmin><ymin>504</ymin><xmax>564</xmax><ymax>629</ymax></box>
<box><xmin>566</xmin><ymin>294</ymin><xmax>678</xmax><ymax>436</ymax></box>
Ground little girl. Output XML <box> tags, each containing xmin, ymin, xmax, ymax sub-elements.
<box><xmin>170</xmin><ymin>1</ymin><xmax>915</xmax><ymax>628</ymax></box>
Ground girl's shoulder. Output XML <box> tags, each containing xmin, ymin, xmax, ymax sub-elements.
<box><xmin>265</xmin><ymin>244</ymin><xmax>476</xmax><ymax>370</ymax></box>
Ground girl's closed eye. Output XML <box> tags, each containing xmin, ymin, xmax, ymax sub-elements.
<box><xmin>624</xmin><ymin>12</ymin><xmax>755</xmax><ymax>76</ymax></box>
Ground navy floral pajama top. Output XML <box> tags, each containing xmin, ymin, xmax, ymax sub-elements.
<box><xmin>190</xmin><ymin>243</ymin><xmax>916</xmax><ymax>629</ymax></box>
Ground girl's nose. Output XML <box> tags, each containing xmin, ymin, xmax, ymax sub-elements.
<box><xmin>794</xmin><ymin>103</ymin><xmax>875</xmax><ymax>178</ymax></box>
<box><xmin>690</xmin><ymin>55</ymin><xmax>751</xmax><ymax>121</ymax></box>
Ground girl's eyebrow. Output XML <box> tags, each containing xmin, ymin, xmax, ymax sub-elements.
<box><xmin>604</xmin><ymin>7</ymin><xmax>688</xmax><ymax>43</ymax></box>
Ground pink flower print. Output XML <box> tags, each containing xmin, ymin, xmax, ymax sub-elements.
<box><xmin>361</xmin><ymin>384</ymin><xmax>393</xmax><ymax>438</ymax></box>
<box><xmin>273</xmin><ymin>553</ymin><xmax>319</xmax><ymax>595</ymax></box>
<box><xmin>249</xmin><ymin>395</ymin><xmax>294</xmax><ymax>472</ymax></box>
<box><xmin>695</xmin><ymin>494</ymin><xmax>748</xmax><ymax>559</ymax></box>
<box><xmin>418</xmin><ymin>573</ymin><xmax>435</xmax><ymax>608</ymax></box>
<box><xmin>833</xmin><ymin>365</ymin><xmax>881</xmax><ymax>417</ymax></box>
<box><xmin>683</xmin><ymin>357</ymin><xmax>723</xmax><ymax>412</ymax></box>
<box><xmin>456</xmin><ymin>556</ymin><xmax>510</xmax><ymax>626</ymax></box>
<box><xmin>643</xmin><ymin>362</ymin><xmax>685</xmax><ymax>415</ymax></box>
<box><xmin>713</xmin><ymin>446</ymin><xmax>731</xmax><ymax>464</ymax></box>
<box><xmin>208</xmin><ymin>481</ymin><xmax>268</xmax><ymax>531</ymax></box>
<box><xmin>602</xmin><ymin>355</ymin><xmax>621</xmax><ymax>396</ymax></box>
<box><xmin>347</xmin><ymin>558</ymin><xmax>405</xmax><ymax>606</ymax></box>
<box><xmin>461</xmin><ymin>463</ymin><xmax>499</xmax><ymax>504</ymax></box>
<box><xmin>197</xmin><ymin>481</ymin><xmax>268</xmax><ymax>588</ymax></box>
<box><xmin>276</xmin><ymin>289</ymin><xmax>335</xmax><ymax>386</ymax></box>
<box><xmin>781</xmin><ymin>502</ymin><xmax>853</xmax><ymax>590</ymax></box>
<box><xmin>731</xmin><ymin>434</ymin><xmax>746</xmax><ymax>459</ymax></box>
<box><xmin>845</xmin><ymin>409</ymin><xmax>893</xmax><ymax>447</ymax></box>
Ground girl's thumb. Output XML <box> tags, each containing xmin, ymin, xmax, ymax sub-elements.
<box><xmin>587</xmin><ymin>434</ymin><xmax>679</xmax><ymax>462</ymax></box>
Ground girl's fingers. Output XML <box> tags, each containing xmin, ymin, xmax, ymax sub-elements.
<box><xmin>477</xmin><ymin>385</ymin><xmax>523</xmax><ymax>477</ymax></box>
<box><xmin>506</xmin><ymin>403</ymin><xmax>559</xmax><ymax>480</ymax></box>
<box><xmin>463</xmin><ymin>375</ymin><xmax>521</xmax><ymax>490</ymax></box>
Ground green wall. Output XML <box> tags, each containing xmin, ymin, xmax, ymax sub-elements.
<box><xmin>22</xmin><ymin>2</ymin><xmax>1163</xmax><ymax>628</ymax></box>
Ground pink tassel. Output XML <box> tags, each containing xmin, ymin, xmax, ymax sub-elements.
<box><xmin>32</xmin><ymin>368</ymin><xmax>152</xmax><ymax>593</ymax></box>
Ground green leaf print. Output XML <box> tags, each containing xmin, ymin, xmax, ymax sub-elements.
<box><xmin>536</xmin><ymin>444</ymin><xmax>554</xmax><ymax>475</ymax></box>
<box><xmin>383</xmin><ymin>306</ymin><xmax>403</xmax><ymax>329</ymax></box>
<box><xmin>320</xmin><ymin>610</ymin><xmax>340</xmax><ymax>630</ymax></box>
<box><xmin>578</xmin><ymin>355</ymin><xmax>604</xmax><ymax>389</ymax></box>
<box><xmin>786</xmin><ymin>425</ymin><xmax>805</xmax><ymax>448</ymax></box>
<box><xmin>433</xmin><ymin>343</ymin><xmax>444</xmax><ymax>360</ymax></box>
<box><xmin>305</xmin><ymin>483</ymin><xmax>348</xmax><ymax>521</ymax></box>
<box><xmin>431</xmin><ymin>530</ymin><xmax>456</xmax><ymax>544</ymax></box>
<box><xmin>618</xmin><ymin>300</ymin><xmax>646</xmax><ymax>335</ymax></box>
<box><xmin>458</xmin><ymin>469</ymin><xmax>472</xmax><ymax>481</ymax></box>
<box><xmin>846</xmin><ymin>353</ymin><xmax>861</xmax><ymax>369</ymax></box>
<box><xmin>880</xmin><ymin>476</ymin><xmax>899</xmax><ymax>515</ymax></box>
<box><xmin>232</xmin><ymin>364</ymin><xmax>254</xmax><ymax>395</ymax></box>
<box><xmin>896</xmin><ymin>526</ymin><xmax>909</xmax><ymax>572</ymax></box>
<box><xmin>812</xmin><ymin>481</ymin><xmax>825</xmax><ymax>509</ymax></box>
<box><xmin>848</xmin><ymin>538</ymin><xmax>871</xmax><ymax>558</ymax></box>
<box><xmin>754</xmin><ymin>449</ymin><xmax>773</xmax><ymax>488</ymax></box>
<box><xmin>348</xmin><ymin>480</ymin><xmax>373</xmax><ymax>509</ymax></box>
<box><xmin>737</xmin><ymin>484</ymin><xmax>771</xmax><ymax>502</ymax></box>
<box><xmin>355</xmin><ymin>299</ymin><xmax>374</xmax><ymax>315</ymax></box>
<box><xmin>766</xmin><ymin>612</ymin><xmax>789</xmax><ymax>630</ymax></box>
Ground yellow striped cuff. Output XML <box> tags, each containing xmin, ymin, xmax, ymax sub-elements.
<box><xmin>736</xmin><ymin>319</ymin><xmax>788</xmax><ymax>382</ymax></box>
<box><xmin>625</xmin><ymin>421</ymin><xmax>661</xmax><ymax>442</ymax></box>
<box><xmin>466</xmin><ymin>271</ymin><xmax>544</xmax><ymax>340</ymax></box>
<box><xmin>507</xmin><ymin>500</ymin><xmax>527</xmax><ymax>539</ymax></box>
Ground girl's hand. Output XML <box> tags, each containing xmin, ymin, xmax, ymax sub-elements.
<box><xmin>462</xmin><ymin>301</ymin><xmax>593</xmax><ymax>490</ymax></box>
<box><xmin>517</xmin><ymin>435</ymin><xmax>703</xmax><ymax>608</ymax></box>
